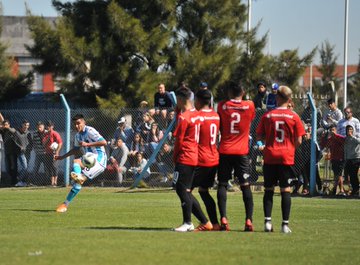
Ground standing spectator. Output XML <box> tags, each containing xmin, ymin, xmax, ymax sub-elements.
<box><xmin>253</xmin><ymin>82</ymin><xmax>268</xmax><ymax>110</ymax></box>
<box><xmin>55</xmin><ymin>114</ymin><xmax>107</xmax><ymax>213</ymax></box>
<box><xmin>128</xmin><ymin>132</ymin><xmax>146</xmax><ymax>166</ymax></box>
<box><xmin>172</xmin><ymin>86</ymin><xmax>207</xmax><ymax>232</ymax></box>
<box><xmin>20</xmin><ymin>120</ymin><xmax>32</xmax><ymax>164</ymax></box>
<box><xmin>320</xmin><ymin>125</ymin><xmax>346</xmax><ymax>195</ymax></box>
<box><xmin>192</xmin><ymin>89</ymin><xmax>221</xmax><ymax>231</ymax></box>
<box><xmin>156</xmin><ymin>142</ymin><xmax>174</xmax><ymax>183</ymax></box>
<box><xmin>322</xmin><ymin>98</ymin><xmax>343</xmax><ymax>129</ymax></box>
<box><xmin>343</xmin><ymin>125</ymin><xmax>360</xmax><ymax>197</ymax></box>
<box><xmin>0</xmin><ymin>113</ymin><xmax>4</xmax><ymax>184</ymax></box>
<box><xmin>43</xmin><ymin>121</ymin><xmax>63</xmax><ymax>187</ymax></box>
<box><xmin>337</xmin><ymin>107</ymin><xmax>360</xmax><ymax>137</ymax></box>
<box><xmin>133</xmin><ymin>101</ymin><xmax>149</xmax><ymax>128</ymax></box>
<box><xmin>0</xmin><ymin>119</ymin><xmax>18</xmax><ymax>186</ymax></box>
<box><xmin>32</xmin><ymin>121</ymin><xmax>47</xmax><ymax>179</ymax></box>
<box><xmin>265</xmin><ymin>83</ymin><xmax>279</xmax><ymax>111</ymax></box>
<box><xmin>107</xmin><ymin>138</ymin><xmax>129</xmax><ymax>184</ymax></box>
<box><xmin>256</xmin><ymin>85</ymin><xmax>306</xmax><ymax>233</ymax></box>
<box><xmin>301</xmin><ymin>100</ymin><xmax>323</xmax><ymax>129</ymax></box>
<box><xmin>14</xmin><ymin>121</ymin><xmax>31</xmax><ymax>187</ymax></box>
<box><xmin>217</xmin><ymin>81</ymin><xmax>255</xmax><ymax>231</ymax></box>
<box><xmin>154</xmin><ymin>83</ymin><xmax>174</xmax><ymax>128</ymax></box>
<box><xmin>112</xmin><ymin>117</ymin><xmax>134</xmax><ymax>149</ymax></box>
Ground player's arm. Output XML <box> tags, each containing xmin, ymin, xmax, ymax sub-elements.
<box><xmin>173</xmin><ymin>117</ymin><xmax>187</xmax><ymax>161</ymax></box>
<box><xmin>79</xmin><ymin>139</ymin><xmax>107</xmax><ymax>148</ymax></box>
<box><xmin>55</xmin><ymin>147</ymin><xmax>82</xmax><ymax>160</ymax></box>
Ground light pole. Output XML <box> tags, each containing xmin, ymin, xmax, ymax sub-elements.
<box><xmin>343</xmin><ymin>0</ymin><xmax>349</xmax><ymax>108</ymax></box>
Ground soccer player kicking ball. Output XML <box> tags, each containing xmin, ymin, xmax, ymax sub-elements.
<box><xmin>256</xmin><ymin>86</ymin><xmax>305</xmax><ymax>233</ymax></box>
<box><xmin>172</xmin><ymin>86</ymin><xmax>207</xmax><ymax>232</ymax></box>
<box><xmin>55</xmin><ymin>114</ymin><xmax>107</xmax><ymax>213</ymax></box>
<box><xmin>191</xmin><ymin>89</ymin><xmax>221</xmax><ymax>231</ymax></box>
<box><xmin>217</xmin><ymin>81</ymin><xmax>255</xmax><ymax>231</ymax></box>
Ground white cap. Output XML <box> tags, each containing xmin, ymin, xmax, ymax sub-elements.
<box><xmin>118</xmin><ymin>117</ymin><xmax>126</xmax><ymax>124</ymax></box>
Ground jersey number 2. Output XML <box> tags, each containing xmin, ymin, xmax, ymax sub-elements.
<box><xmin>230</xmin><ymin>113</ymin><xmax>241</xmax><ymax>134</ymax></box>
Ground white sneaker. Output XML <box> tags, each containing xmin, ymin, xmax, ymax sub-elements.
<box><xmin>264</xmin><ymin>222</ymin><xmax>273</xmax><ymax>232</ymax></box>
<box><xmin>173</xmin><ymin>223</ymin><xmax>194</xmax><ymax>232</ymax></box>
<box><xmin>15</xmin><ymin>181</ymin><xmax>26</xmax><ymax>187</ymax></box>
<box><xmin>281</xmin><ymin>224</ymin><xmax>292</xmax><ymax>234</ymax></box>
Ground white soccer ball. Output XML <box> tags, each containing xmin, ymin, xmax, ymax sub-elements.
<box><xmin>81</xmin><ymin>153</ymin><xmax>96</xmax><ymax>168</ymax></box>
<box><xmin>50</xmin><ymin>142</ymin><xmax>59</xmax><ymax>151</ymax></box>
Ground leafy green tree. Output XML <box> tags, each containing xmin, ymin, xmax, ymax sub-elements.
<box><xmin>27</xmin><ymin>0</ymin><xmax>176</xmax><ymax>107</ymax></box>
<box><xmin>315</xmin><ymin>40</ymin><xmax>339</xmax><ymax>95</ymax></box>
<box><xmin>347</xmin><ymin>50</ymin><xmax>360</xmax><ymax>109</ymax></box>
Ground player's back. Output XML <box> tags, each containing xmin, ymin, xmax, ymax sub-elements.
<box><xmin>257</xmin><ymin>107</ymin><xmax>305</xmax><ymax>165</ymax></box>
<box><xmin>217</xmin><ymin>99</ymin><xmax>255</xmax><ymax>155</ymax></box>
<box><xmin>198</xmin><ymin>109</ymin><xmax>220</xmax><ymax>167</ymax></box>
<box><xmin>173</xmin><ymin>109</ymin><xmax>202</xmax><ymax>166</ymax></box>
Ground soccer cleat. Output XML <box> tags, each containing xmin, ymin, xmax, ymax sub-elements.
<box><xmin>220</xmin><ymin>217</ymin><xmax>230</xmax><ymax>231</ymax></box>
<box><xmin>264</xmin><ymin>221</ymin><xmax>273</xmax><ymax>232</ymax></box>
<box><xmin>15</xmin><ymin>181</ymin><xmax>27</xmax><ymax>187</ymax></box>
<box><xmin>194</xmin><ymin>221</ymin><xmax>213</xmax><ymax>232</ymax></box>
<box><xmin>212</xmin><ymin>223</ymin><xmax>221</xmax><ymax>231</ymax></box>
<box><xmin>56</xmin><ymin>203</ymin><xmax>68</xmax><ymax>213</ymax></box>
<box><xmin>70</xmin><ymin>172</ymin><xmax>87</xmax><ymax>185</ymax></box>
<box><xmin>244</xmin><ymin>219</ymin><xmax>254</xmax><ymax>232</ymax></box>
<box><xmin>281</xmin><ymin>224</ymin><xmax>292</xmax><ymax>234</ymax></box>
<box><xmin>173</xmin><ymin>223</ymin><xmax>194</xmax><ymax>232</ymax></box>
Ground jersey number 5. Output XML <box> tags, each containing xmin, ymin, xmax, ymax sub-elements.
<box><xmin>275</xmin><ymin>121</ymin><xmax>285</xmax><ymax>142</ymax></box>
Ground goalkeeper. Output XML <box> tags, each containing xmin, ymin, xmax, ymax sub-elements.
<box><xmin>55</xmin><ymin>114</ymin><xmax>107</xmax><ymax>213</ymax></box>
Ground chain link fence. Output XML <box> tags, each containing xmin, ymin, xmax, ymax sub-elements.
<box><xmin>1</xmin><ymin>95</ymin><xmax>359</xmax><ymax>192</ymax></box>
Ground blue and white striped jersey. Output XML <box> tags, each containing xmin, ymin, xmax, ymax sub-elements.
<box><xmin>74</xmin><ymin>125</ymin><xmax>107</xmax><ymax>166</ymax></box>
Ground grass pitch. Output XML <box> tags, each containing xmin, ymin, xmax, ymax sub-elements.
<box><xmin>0</xmin><ymin>187</ymin><xmax>359</xmax><ymax>265</ymax></box>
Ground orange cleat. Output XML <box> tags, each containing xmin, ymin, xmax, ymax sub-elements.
<box><xmin>70</xmin><ymin>172</ymin><xmax>87</xmax><ymax>185</ymax></box>
<box><xmin>194</xmin><ymin>221</ymin><xmax>213</xmax><ymax>232</ymax></box>
<box><xmin>220</xmin><ymin>217</ymin><xmax>230</xmax><ymax>231</ymax></box>
<box><xmin>56</xmin><ymin>203</ymin><xmax>68</xmax><ymax>213</ymax></box>
<box><xmin>244</xmin><ymin>219</ymin><xmax>254</xmax><ymax>232</ymax></box>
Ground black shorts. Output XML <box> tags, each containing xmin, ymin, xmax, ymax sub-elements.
<box><xmin>218</xmin><ymin>154</ymin><xmax>250</xmax><ymax>185</ymax></box>
<box><xmin>173</xmin><ymin>163</ymin><xmax>196</xmax><ymax>190</ymax></box>
<box><xmin>331</xmin><ymin>160</ymin><xmax>344</xmax><ymax>177</ymax></box>
<box><xmin>263</xmin><ymin>164</ymin><xmax>295</xmax><ymax>188</ymax></box>
<box><xmin>192</xmin><ymin>166</ymin><xmax>217</xmax><ymax>189</ymax></box>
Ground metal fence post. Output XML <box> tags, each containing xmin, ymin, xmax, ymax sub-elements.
<box><xmin>307</xmin><ymin>92</ymin><xmax>317</xmax><ymax>196</ymax></box>
<box><xmin>60</xmin><ymin>94</ymin><xmax>71</xmax><ymax>186</ymax></box>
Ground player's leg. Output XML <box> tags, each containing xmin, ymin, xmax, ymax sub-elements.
<box><xmin>263</xmin><ymin>164</ymin><xmax>275</xmax><ymax>232</ymax></box>
<box><xmin>348</xmin><ymin>160</ymin><xmax>359</xmax><ymax>196</ymax></box>
<box><xmin>236</xmin><ymin>155</ymin><xmax>254</xmax><ymax>231</ymax></box>
<box><xmin>279</xmin><ymin>166</ymin><xmax>293</xmax><ymax>233</ymax></box>
<box><xmin>198</xmin><ymin>166</ymin><xmax>219</xmax><ymax>229</ymax></box>
<box><xmin>173</xmin><ymin>164</ymin><xmax>195</xmax><ymax>232</ymax></box>
<box><xmin>217</xmin><ymin>155</ymin><xmax>232</xmax><ymax>231</ymax></box>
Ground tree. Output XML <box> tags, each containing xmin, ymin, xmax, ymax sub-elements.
<box><xmin>26</xmin><ymin>0</ymin><xmax>176</xmax><ymax>107</ymax></box>
<box><xmin>315</xmin><ymin>40</ymin><xmax>338</xmax><ymax>95</ymax></box>
<box><xmin>347</xmin><ymin>49</ymin><xmax>360</xmax><ymax>109</ymax></box>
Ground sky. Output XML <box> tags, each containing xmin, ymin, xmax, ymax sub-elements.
<box><xmin>1</xmin><ymin>0</ymin><xmax>359</xmax><ymax>65</ymax></box>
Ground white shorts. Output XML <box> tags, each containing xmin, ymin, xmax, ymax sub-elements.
<box><xmin>81</xmin><ymin>159</ymin><xmax>106</xmax><ymax>180</ymax></box>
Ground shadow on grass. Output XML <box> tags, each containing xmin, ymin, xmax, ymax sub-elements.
<box><xmin>85</xmin><ymin>226</ymin><xmax>172</xmax><ymax>232</ymax></box>
<box><xmin>12</xmin><ymin>209</ymin><xmax>55</xmax><ymax>213</ymax></box>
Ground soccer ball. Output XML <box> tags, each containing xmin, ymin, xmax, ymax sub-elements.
<box><xmin>50</xmin><ymin>142</ymin><xmax>59</xmax><ymax>151</ymax></box>
<box><xmin>81</xmin><ymin>153</ymin><xmax>96</xmax><ymax>168</ymax></box>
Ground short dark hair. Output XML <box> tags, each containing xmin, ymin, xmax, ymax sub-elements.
<box><xmin>72</xmin><ymin>114</ymin><xmax>85</xmax><ymax>121</ymax></box>
<box><xmin>45</xmin><ymin>120</ymin><xmax>54</xmax><ymax>126</ymax></box>
<box><xmin>327</xmin><ymin>98</ymin><xmax>335</xmax><ymax>104</ymax></box>
<box><xmin>175</xmin><ymin>86</ymin><xmax>192</xmax><ymax>100</ymax></box>
<box><xmin>37</xmin><ymin>121</ymin><xmax>44</xmax><ymax>126</ymax></box>
<box><xmin>328</xmin><ymin>124</ymin><xmax>336</xmax><ymax>130</ymax></box>
<box><xmin>195</xmin><ymin>89</ymin><xmax>212</xmax><ymax>106</ymax></box>
<box><xmin>228</xmin><ymin>80</ymin><xmax>244</xmax><ymax>97</ymax></box>
<box><xmin>257</xmin><ymin>82</ymin><xmax>266</xmax><ymax>88</ymax></box>
<box><xmin>22</xmin><ymin>120</ymin><xmax>29</xmax><ymax>124</ymax></box>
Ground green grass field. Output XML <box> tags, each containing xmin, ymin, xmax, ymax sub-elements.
<box><xmin>0</xmin><ymin>187</ymin><xmax>359</xmax><ymax>265</ymax></box>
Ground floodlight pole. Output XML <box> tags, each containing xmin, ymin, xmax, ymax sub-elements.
<box><xmin>343</xmin><ymin>0</ymin><xmax>349</xmax><ymax>108</ymax></box>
